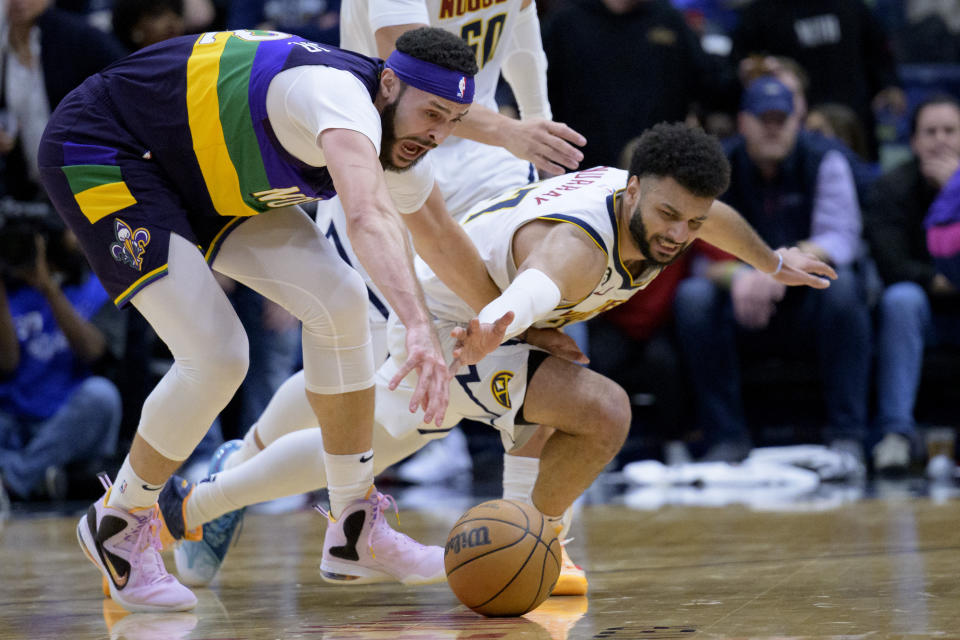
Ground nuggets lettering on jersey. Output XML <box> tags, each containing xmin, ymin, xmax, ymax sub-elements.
<box><xmin>439</xmin><ymin>0</ymin><xmax>508</xmax><ymax>19</ymax></box>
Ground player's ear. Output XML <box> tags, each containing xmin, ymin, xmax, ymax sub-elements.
<box><xmin>380</xmin><ymin>68</ymin><xmax>401</xmax><ymax>101</ymax></box>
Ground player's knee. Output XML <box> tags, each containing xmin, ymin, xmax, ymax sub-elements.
<box><xmin>183</xmin><ymin>325</ymin><xmax>250</xmax><ymax>395</ymax></box>
<box><xmin>301</xmin><ymin>268</ymin><xmax>369</xmax><ymax>346</ymax></box>
<box><xmin>593</xmin><ymin>383</ymin><xmax>631</xmax><ymax>459</ymax></box>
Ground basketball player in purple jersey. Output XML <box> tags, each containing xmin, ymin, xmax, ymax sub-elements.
<box><xmin>38</xmin><ymin>27</ymin><xmax>510</xmax><ymax>613</ymax></box>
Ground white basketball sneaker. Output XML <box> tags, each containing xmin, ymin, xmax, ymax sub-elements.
<box><xmin>77</xmin><ymin>476</ymin><xmax>196</xmax><ymax>613</ymax></box>
<box><xmin>317</xmin><ymin>488</ymin><xmax>446</xmax><ymax>585</ymax></box>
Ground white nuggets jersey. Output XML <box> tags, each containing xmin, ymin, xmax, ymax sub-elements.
<box><xmin>377</xmin><ymin>166</ymin><xmax>664</xmax><ymax>445</ymax></box>
<box><xmin>340</xmin><ymin>0</ymin><xmax>535</xmax><ymax>216</ymax></box>
<box><xmin>417</xmin><ymin>166</ymin><xmax>665</xmax><ymax>327</ymax></box>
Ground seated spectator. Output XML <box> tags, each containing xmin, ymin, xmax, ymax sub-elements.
<box><xmin>673</xmin><ymin>76</ymin><xmax>871</xmax><ymax>466</ymax></box>
<box><xmin>745</xmin><ymin>56</ymin><xmax>881</xmax><ymax>202</ymax></box>
<box><xmin>864</xmin><ymin>93</ymin><xmax>960</xmax><ymax>474</ymax></box>
<box><xmin>111</xmin><ymin>0</ymin><xmax>185</xmax><ymax>52</ymax></box>
<box><xmin>1</xmin><ymin>0</ymin><xmax>126</xmax><ymax>200</ymax></box>
<box><xmin>227</xmin><ymin>0</ymin><xmax>340</xmax><ymax>46</ymax></box>
<box><xmin>732</xmin><ymin>0</ymin><xmax>906</xmax><ymax>161</ymax></box>
<box><xmin>926</xmin><ymin>160</ymin><xmax>960</xmax><ymax>288</ymax></box>
<box><xmin>0</xmin><ymin>215</ymin><xmax>121</xmax><ymax>500</ymax></box>
<box><xmin>807</xmin><ymin>102</ymin><xmax>871</xmax><ymax>162</ymax></box>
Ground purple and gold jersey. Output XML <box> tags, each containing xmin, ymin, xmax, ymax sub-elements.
<box><xmin>38</xmin><ymin>30</ymin><xmax>386</xmax><ymax>306</ymax></box>
<box><xmin>98</xmin><ymin>30</ymin><xmax>382</xmax><ymax>219</ymax></box>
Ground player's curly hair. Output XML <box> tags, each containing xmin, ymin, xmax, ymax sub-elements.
<box><xmin>628</xmin><ymin>122</ymin><xmax>730</xmax><ymax>198</ymax></box>
<box><xmin>395</xmin><ymin>27</ymin><xmax>479</xmax><ymax>76</ymax></box>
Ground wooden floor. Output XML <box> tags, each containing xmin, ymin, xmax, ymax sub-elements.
<box><xmin>2</xmin><ymin>482</ymin><xmax>960</xmax><ymax>639</ymax></box>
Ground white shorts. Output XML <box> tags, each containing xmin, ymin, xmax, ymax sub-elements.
<box><xmin>375</xmin><ymin>315</ymin><xmax>542</xmax><ymax>452</ymax></box>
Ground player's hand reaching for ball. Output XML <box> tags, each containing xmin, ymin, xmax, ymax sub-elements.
<box><xmin>450</xmin><ymin>311</ymin><xmax>514</xmax><ymax>370</ymax></box>
<box><xmin>389</xmin><ymin>323</ymin><xmax>451</xmax><ymax>426</ymax></box>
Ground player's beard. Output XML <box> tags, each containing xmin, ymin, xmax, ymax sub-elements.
<box><xmin>379</xmin><ymin>99</ymin><xmax>434</xmax><ymax>173</ymax></box>
<box><xmin>628</xmin><ymin>204</ymin><xmax>690</xmax><ymax>266</ymax></box>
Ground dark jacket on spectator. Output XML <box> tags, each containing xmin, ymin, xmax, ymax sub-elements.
<box><xmin>864</xmin><ymin>159</ymin><xmax>939</xmax><ymax>287</ymax></box>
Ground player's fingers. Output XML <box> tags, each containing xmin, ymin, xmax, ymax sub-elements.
<box><xmin>389</xmin><ymin>356</ymin><xmax>418</xmax><ymax>392</ymax></box>
<box><xmin>420</xmin><ymin>363</ymin><xmax>449</xmax><ymax>426</ymax></box>
<box><xmin>408</xmin><ymin>371</ymin><xmax>428</xmax><ymax>416</ymax></box>
<box><xmin>540</xmin><ymin>137</ymin><xmax>583</xmax><ymax>168</ymax></box>
<box><xmin>535</xmin><ymin>156</ymin><xmax>570</xmax><ymax>175</ymax></box>
<box><xmin>547</xmin><ymin>121</ymin><xmax>587</xmax><ymax>147</ymax></box>
<box><xmin>494</xmin><ymin>311</ymin><xmax>514</xmax><ymax>333</ymax></box>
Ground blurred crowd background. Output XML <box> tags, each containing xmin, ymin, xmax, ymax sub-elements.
<box><xmin>2</xmin><ymin>0</ymin><xmax>959</xmax><ymax>506</ymax></box>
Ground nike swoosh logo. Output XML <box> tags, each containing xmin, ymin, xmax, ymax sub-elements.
<box><xmin>90</xmin><ymin>511</ymin><xmax>131</xmax><ymax>590</ymax></box>
<box><xmin>104</xmin><ymin>552</ymin><xmax>129</xmax><ymax>588</ymax></box>
<box><xmin>359</xmin><ymin>454</ymin><xmax>373</xmax><ymax>464</ymax></box>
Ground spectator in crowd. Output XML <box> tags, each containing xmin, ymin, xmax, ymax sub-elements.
<box><xmin>0</xmin><ymin>216</ymin><xmax>121</xmax><ymax>501</ymax></box>
<box><xmin>864</xmin><ymin>94</ymin><xmax>960</xmax><ymax>474</ymax></box>
<box><xmin>111</xmin><ymin>0</ymin><xmax>185</xmax><ymax>52</ymax></box>
<box><xmin>732</xmin><ymin>0</ymin><xmax>905</xmax><ymax>161</ymax></box>
<box><xmin>926</xmin><ymin>151</ymin><xmax>960</xmax><ymax>289</ymax></box>
<box><xmin>807</xmin><ymin>102</ymin><xmax>871</xmax><ymax>162</ymax></box>
<box><xmin>874</xmin><ymin>0</ymin><xmax>960</xmax><ymax>63</ymax></box>
<box><xmin>673</xmin><ymin>76</ymin><xmax>871</xmax><ymax>466</ymax></box>
<box><xmin>542</xmin><ymin>0</ymin><xmax>737</xmax><ymax>169</ymax></box>
<box><xmin>227</xmin><ymin>0</ymin><xmax>341</xmax><ymax>46</ymax></box>
<box><xmin>747</xmin><ymin>56</ymin><xmax>880</xmax><ymax>208</ymax></box>
<box><xmin>0</xmin><ymin>0</ymin><xmax>125</xmax><ymax>200</ymax></box>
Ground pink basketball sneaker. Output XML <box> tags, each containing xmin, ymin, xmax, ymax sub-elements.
<box><xmin>317</xmin><ymin>488</ymin><xmax>445</xmax><ymax>585</ymax></box>
<box><xmin>77</xmin><ymin>474</ymin><xmax>197</xmax><ymax>613</ymax></box>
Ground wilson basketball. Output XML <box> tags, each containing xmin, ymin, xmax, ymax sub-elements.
<box><xmin>444</xmin><ymin>499</ymin><xmax>562</xmax><ymax>617</ymax></box>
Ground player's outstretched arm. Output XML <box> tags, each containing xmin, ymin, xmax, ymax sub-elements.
<box><xmin>700</xmin><ymin>200</ymin><xmax>837</xmax><ymax>288</ymax></box>
<box><xmin>467</xmin><ymin>221</ymin><xmax>607</xmax><ymax>342</ymax></box>
<box><xmin>323</xmin><ymin>128</ymin><xmax>450</xmax><ymax>425</ymax></box>
<box><xmin>454</xmin><ymin>107</ymin><xmax>586</xmax><ymax>176</ymax></box>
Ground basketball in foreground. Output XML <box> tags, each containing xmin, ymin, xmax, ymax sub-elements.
<box><xmin>444</xmin><ymin>499</ymin><xmax>562</xmax><ymax>617</ymax></box>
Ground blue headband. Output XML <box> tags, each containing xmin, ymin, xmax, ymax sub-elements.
<box><xmin>384</xmin><ymin>50</ymin><xmax>474</xmax><ymax>104</ymax></box>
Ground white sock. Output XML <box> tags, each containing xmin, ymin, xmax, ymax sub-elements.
<box><xmin>224</xmin><ymin>427</ymin><xmax>263</xmax><ymax>471</ymax></box>
<box><xmin>325</xmin><ymin>449</ymin><xmax>374</xmax><ymax>519</ymax></box>
<box><xmin>502</xmin><ymin>454</ymin><xmax>539</xmax><ymax>504</ymax></box>
<box><xmin>186</xmin><ymin>428</ymin><xmax>328</xmax><ymax>528</ymax></box>
<box><xmin>107</xmin><ymin>457</ymin><xmax>164</xmax><ymax>512</ymax></box>
<box><xmin>184</xmin><ymin>427</ymin><xmax>430</xmax><ymax>529</ymax></box>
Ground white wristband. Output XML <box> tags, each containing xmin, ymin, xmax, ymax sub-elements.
<box><xmin>766</xmin><ymin>251</ymin><xmax>784</xmax><ymax>276</ymax></box>
<box><xmin>477</xmin><ymin>268</ymin><xmax>562</xmax><ymax>340</ymax></box>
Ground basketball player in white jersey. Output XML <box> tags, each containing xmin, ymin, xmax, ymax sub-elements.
<box><xmin>162</xmin><ymin>124</ymin><xmax>837</xmax><ymax>593</ymax></box>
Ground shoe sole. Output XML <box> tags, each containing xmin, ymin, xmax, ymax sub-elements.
<box><xmin>551</xmin><ymin>573</ymin><xmax>588</xmax><ymax>596</ymax></box>
<box><xmin>320</xmin><ymin>558</ymin><xmax>446</xmax><ymax>586</ymax></box>
<box><xmin>76</xmin><ymin>514</ymin><xmax>196</xmax><ymax>613</ymax></box>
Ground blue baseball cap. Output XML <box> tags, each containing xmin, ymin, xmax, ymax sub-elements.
<box><xmin>741</xmin><ymin>76</ymin><xmax>794</xmax><ymax>117</ymax></box>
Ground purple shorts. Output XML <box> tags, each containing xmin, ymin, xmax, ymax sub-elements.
<box><xmin>38</xmin><ymin>76</ymin><xmax>240</xmax><ymax>307</ymax></box>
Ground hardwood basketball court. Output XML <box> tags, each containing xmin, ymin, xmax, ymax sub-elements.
<box><xmin>1</xmin><ymin>480</ymin><xmax>959</xmax><ymax>639</ymax></box>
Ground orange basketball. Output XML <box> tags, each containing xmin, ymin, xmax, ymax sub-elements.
<box><xmin>444</xmin><ymin>499</ymin><xmax>562</xmax><ymax>617</ymax></box>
